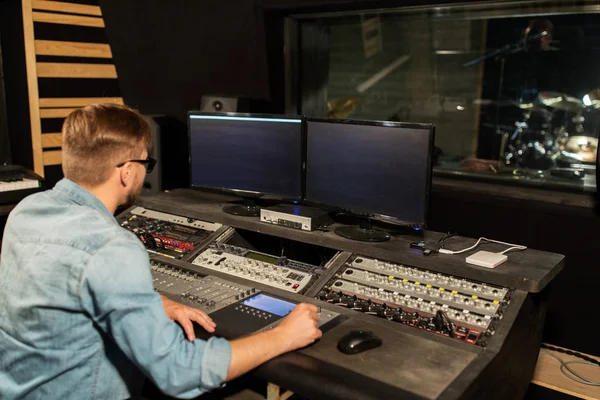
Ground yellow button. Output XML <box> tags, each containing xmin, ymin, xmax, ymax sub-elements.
<box><xmin>472</xmin><ymin>295</ymin><xmax>478</xmax><ymax>299</ymax></box>
<box><xmin>452</xmin><ymin>290</ymin><xmax>458</xmax><ymax>294</ymax></box>
<box><xmin>426</xmin><ymin>284</ymin><xmax>432</xmax><ymax>288</ymax></box>
<box><xmin>493</xmin><ymin>300</ymin><xmax>499</xmax><ymax>304</ymax></box>
<box><xmin>388</xmin><ymin>275</ymin><xmax>394</xmax><ymax>279</ymax></box>
<box><xmin>439</xmin><ymin>288</ymin><xmax>445</xmax><ymax>291</ymax></box>
<box><xmin>403</xmin><ymin>279</ymin><xmax>408</xmax><ymax>283</ymax></box>
<box><xmin>415</xmin><ymin>282</ymin><xmax>420</xmax><ymax>286</ymax></box>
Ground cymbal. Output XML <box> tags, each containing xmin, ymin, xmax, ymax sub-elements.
<box><xmin>584</xmin><ymin>88</ymin><xmax>600</xmax><ymax>109</ymax></box>
<box><xmin>564</xmin><ymin>136</ymin><xmax>598</xmax><ymax>163</ymax></box>
<box><xmin>538</xmin><ymin>91</ymin><xmax>583</xmax><ymax>111</ymax></box>
<box><xmin>516</xmin><ymin>102</ymin><xmax>553</xmax><ymax>117</ymax></box>
<box><xmin>473</xmin><ymin>99</ymin><xmax>551</xmax><ymax>116</ymax></box>
<box><xmin>327</xmin><ymin>97</ymin><xmax>358</xmax><ymax>119</ymax></box>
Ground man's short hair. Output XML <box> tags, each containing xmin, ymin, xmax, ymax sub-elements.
<box><xmin>62</xmin><ymin>103</ymin><xmax>151</xmax><ymax>187</ymax></box>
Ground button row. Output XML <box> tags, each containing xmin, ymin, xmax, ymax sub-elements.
<box><xmin>235</xmin><ymin>305</ymin><xmax>273</xmax><ymax>319</ymax></box>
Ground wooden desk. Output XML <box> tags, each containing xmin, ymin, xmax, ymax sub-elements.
<box><xmin>533</xmin><ymin>345</ymin><xmax>600</xmax><ymax>400</ymax></box>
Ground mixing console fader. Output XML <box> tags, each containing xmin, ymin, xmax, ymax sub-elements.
<box><xmin>317</xmin><ymin>255</ymin><xmax>511</xmax><ymax>346</ymax></box>
<box><xmin>118</xmin><ymin>206</ymin><xmax>222</xmax><ymax>259</ymax></box>
<box><xmin>191</xmin><ymin>242</ymin><xmax>329</xmax><ymax>293</ymax></box>
<box><xmin>151</xmin><ymin>260</ymin><xmax>340</xmax><ymax>339</ymax></box>
<box><xmin>151</xmin><ymin>260</ymin><xmax>256</xmax><ymax>312</ymax></box>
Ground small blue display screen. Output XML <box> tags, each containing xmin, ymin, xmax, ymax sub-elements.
<box><xmin>241</xmin><ymin>294</ymin><xmax>296</xmax><ymax>317</ymax></box>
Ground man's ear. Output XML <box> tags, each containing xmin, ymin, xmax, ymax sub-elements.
<box><xmin>119</xmin><ymin>163</ymin><xmax>131</xmax><ymax>187</ymax></box>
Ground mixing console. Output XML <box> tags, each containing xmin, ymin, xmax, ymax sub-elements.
<box><xmin>118</xmin><ymin>207</ymin><xmax>222</xmax><ymax>259</ymax></box>
<box><xmin>151</xmin><ymin>260</ymin><xmax>340</xmax><ymax>338</ymax></box>
<box><xmin>151</xmin><ymin>260</ymin><xmax>256</xmax><ymax>312</ymax></box>
<box><xmin>191</xmin><ymin>242</ymin><xmax>330</xmax><ymax>293</ymax></box>
<box><xmin>317</xmin><ymin>255</ymin><xmax>511</xmax><ymax>346</ymax></box>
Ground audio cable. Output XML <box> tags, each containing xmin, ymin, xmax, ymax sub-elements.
<box><xmin>438</xmin><ymin>237</ymin><xmax>527</xmax><ymax>255</ymax></box>
<box><xmin>541</xmin><ymin>343</ymin><xmax>600</xmax><ymax>386</ymax></box>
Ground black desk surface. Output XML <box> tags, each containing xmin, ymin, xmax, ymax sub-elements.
<box><xmin>139</xmin><ymin>188</ymin><xmax>564</xmax><ymax>293</ymax></box>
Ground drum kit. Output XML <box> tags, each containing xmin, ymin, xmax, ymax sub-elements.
<box><xmin>493</xmin><ymin>89</ymin><xmax>599</xmax><ymax>173</ymax></box>
<box><xmin>463</xmin><ymin>28</ymin><xmax>599</xmax><ymax>177</ymax></box>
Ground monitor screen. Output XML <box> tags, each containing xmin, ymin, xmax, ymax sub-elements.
<box><xmin>305</xmin><ymin>120</ymin><xmax>433</xmax><ymax>225</ymax></box>
<box><xmin>241</xmin><ymin>293</ymin><xmax>296</xmax><ymax>317</ymax></box>
<box><xmin>189</xmin><ymin>113</ymin><xmax>303</xmax><ymax>199</ymax></box>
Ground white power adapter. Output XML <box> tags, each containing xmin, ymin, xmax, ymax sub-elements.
<box><xmin>465</xmin><ymin>251</ymin><xmax>508</xmax><ymax>268</ymax></box>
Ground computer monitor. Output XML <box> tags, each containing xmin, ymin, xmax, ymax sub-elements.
<box><xmin>188</xmin><ymin>112</ymin><xmax>304</xmax><ymax>216</ymax></box>
<box><xmin>305</xmin><ymin>118</ymin><xmax>434</xmax><ymax>242</ymax></box>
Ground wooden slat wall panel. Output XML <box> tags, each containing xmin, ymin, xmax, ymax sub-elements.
<box><xmin>42</xmin><ymin>133</ymin><xmax>62</xmax><ymax>148</ymax></box>
<box><xmin>31</xmin><ymin>0</ymin><xmax>102</xmax><ymax>16</ymax></box>
<box><xmin>37</xmin><ymin>62</ymin><xmax>117</xmax><ymax>78</ymax></box>
<box><xmin>22</xmin><ymin>0</ymin><xmax>120</xmax><ymax>178</ymax></box>
<box><xmin>39</xmin><ymin>97</ymin><xmax>123</xmax><ymax>107</ymax></box>
<box><xmin>32</xmin><ymin>11</ymin><xmax>105</xmax><ymax>28</ymax></box>
<box><xmin>35</xmin><ymin>40</ymin><xmax>112</xmax><ymax>58</ymax></box>
<box><xmin>39</xmin><ymin>108</ymin><xmax>78</xmax><ymax>118</ymax></box>
<box><xmin>42</xmin><ymin>150</ymin><xmax>62</xmax><ymax>166</ymax></box>
<box><xmin>22</xmin><ymin>0</ymin><xmax>44</xmax><ymax>176</ymax></box>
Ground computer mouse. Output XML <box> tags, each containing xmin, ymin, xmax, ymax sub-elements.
<box><xmin>337</xmin><ymin>330</ymin><xmax>382</xmax><ymax>355</ymax></box>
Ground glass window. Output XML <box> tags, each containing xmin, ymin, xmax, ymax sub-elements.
<box><xmin>289</xmin><ymin>2</ymin><xmax>600</xmax><ymax>193</ymax></box>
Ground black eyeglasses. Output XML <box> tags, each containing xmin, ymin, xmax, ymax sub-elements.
<box><xmin>116</xmin><ymin>157</ymin><xmax>157</xmax><ymax>173</ymax></box>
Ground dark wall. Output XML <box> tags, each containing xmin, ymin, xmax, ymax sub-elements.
<box><xmin>0</xmin><ymin>0</ymin><xmax>32</xmax><ymax>169</ymax></box>
<box><xmin>100</xmin><ymin>0</ymin><xmax>273</xmax><ymax>122</ymax></box>
<box><xmin>0</xmin><ymin>29</ymin><xmax>10</xmax><ymax>165</ymax></box>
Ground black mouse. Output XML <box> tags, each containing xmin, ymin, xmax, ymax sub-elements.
<box><xmin>337</xmin><ymin>330</ymin><xmax>382</xmax><ymax>355</ymax></box>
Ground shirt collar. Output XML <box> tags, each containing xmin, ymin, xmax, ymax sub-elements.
<box><xmin>53</xmin><ymin>178</ymin><xmax>118</xmax><ymax>225</ymax></box>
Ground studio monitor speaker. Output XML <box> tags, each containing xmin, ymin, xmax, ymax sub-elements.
<box><xmin>142</xmin><ymin>115</ymin><xmax>189</xmax><ymax>194</ymax></box>
<box><xmin>199</xmin><ymin>96</ymin><xmax>271</xmax><ymax>113</ymax></box>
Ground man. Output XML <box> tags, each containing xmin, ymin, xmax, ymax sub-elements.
<box><xmin>0</xmin><ymin>104</ymin><xmax>322</xmax><ymax>399</ymax></box>
<box><xmin>523</xmin><ymin>19</ymin><xmax>554</xmax><ymax>52</ymax></box>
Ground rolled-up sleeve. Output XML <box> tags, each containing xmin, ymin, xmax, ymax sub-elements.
<box><xmin>79</xmin><ymin>235</ymin><xmax>232</xmax><ymax>398</ymax></box>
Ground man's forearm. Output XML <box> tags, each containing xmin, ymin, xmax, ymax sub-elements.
<box><xmin>226</xmin><ymin>327</ymin><xmax>290</xmax><ymax>381</ymax></box>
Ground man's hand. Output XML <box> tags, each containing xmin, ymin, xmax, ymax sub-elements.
<box><xmin>273</xmin><ymin>303</ymin><xmax>322</xmax><ymax>352</ymax></box>
<box><xmin>225</xmin><ymin>303</ymin><xmax>322</xmax><ymax>381</ymax></box>
<box><xmin>161</xmin><ymin>295</ymin><xmax>216</xmax><ymax>341</ymax></box>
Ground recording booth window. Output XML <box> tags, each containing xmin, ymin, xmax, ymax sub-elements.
<box><xmin>288</xmin><ymin>2</ymin><xmax>600</xmax><ymax>194</ymax></box>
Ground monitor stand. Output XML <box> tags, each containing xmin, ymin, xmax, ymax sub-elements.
<box><xmin>334</xmin><ymin>218</ymin><xmax>391</xmax><ymax>242</ymax></box>
<box><xmin>223</xmin><ymin>198</ymin><xmax>260</xmax><ymax>217</ymax></box>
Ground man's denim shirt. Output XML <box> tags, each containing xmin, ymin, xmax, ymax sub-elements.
<box><xmin>0</xmin><ymin>179</ymin><xmax>232</xmax><ymax>399</ymax></box>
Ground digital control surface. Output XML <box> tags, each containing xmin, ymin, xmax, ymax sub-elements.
<box><xmin>151</xmin><ymin>259</ymin><xmax>339</xmax><ymax>339</ymax></box>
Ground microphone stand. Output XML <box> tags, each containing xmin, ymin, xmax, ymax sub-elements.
<box><xmin>463</xmin><ymin>30</ymin><xmax>548</xmax><ymax>68</ymax></box>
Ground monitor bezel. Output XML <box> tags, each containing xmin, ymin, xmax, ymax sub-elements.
<box><xmin>187</xmin><ymin>111</ymin><xmax>306</xmax><ymax>201</ymax></box>
<box><xmin>304</xmin><ymin>117</ymin><xmax>435</xmax><ymax>228</ymax></box>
